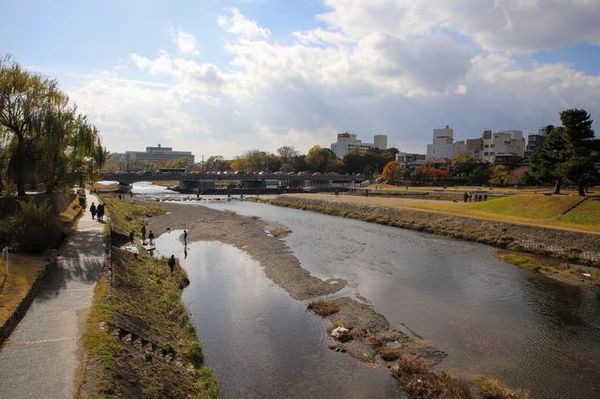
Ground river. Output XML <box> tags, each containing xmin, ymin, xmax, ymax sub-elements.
<box><xmin>139</xmin><ymin>184</ymin><xmax>600</xmax><ymax>398</ymax></box>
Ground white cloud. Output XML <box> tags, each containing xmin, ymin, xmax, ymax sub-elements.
<box><xmin>173</xmin><ymin>30</ymin><xmax>201</xmax><ymax>56</ymax></box>
<box><xmin>217</xmin><ymin>7</ymin><xmax>271</xmax><ymax>40</ymax></box>
<box><xmin>319</xmin><ymin>0</ymin><xmax>600</xmax><ymax>53</ymax></box>
<box><xmin>66</xmin><ymin>6</ymin><xmax>600</xmax><ymax>158</ymax></box>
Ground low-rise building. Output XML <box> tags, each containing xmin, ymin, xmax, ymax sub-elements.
<box><xmin>426</xmin><ymin>125</ymin><xmax>466</xmax><ymax>160</ymax></box>
<box><xmin>525</xmin><ymin>131</ymin><xmax>546</xmax><ymax>160</ymax></box>
<box><xmin>331</xmin><ymin>132</ymin><xmax>388</xmax><ymax>158</ymax></box>
<box><xmin>481</xmin><ymin>130</ymin><xmax>525</xmax><ymax>163</ymax></box>
<box><xmin>396</xmin><ymin>152</ymin><xmax>426</xmax><ymax>165</ymax></box>
<box><xmin>125</xmin><ymin>144</ymin><xmax>195</xmax><ymax>170</ymax></box>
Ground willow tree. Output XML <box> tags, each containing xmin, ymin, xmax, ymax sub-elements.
<box><xmin>0</xmin><ymin>56</ymin><xmax>106</xmax><ymax>195</ymax></box>
<box><xmin>0</xmin><ymin>56</ymin><xmax>63</xmax><ymax>195</ymax></box>
<box><xmin>34</xmin><ymin>106</ymin><xmax>76</xmax><ymax>192</ymax></box>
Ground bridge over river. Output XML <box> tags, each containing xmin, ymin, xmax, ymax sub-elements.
<box><xmin>100</xmin><ymin>172</ymin><xmax>369</xmax><ymax>193</ymax></box>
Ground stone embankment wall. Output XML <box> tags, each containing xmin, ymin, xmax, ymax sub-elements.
<box><xmin>262</xmin><ymin>196</ymin><xmax>600</xmax><ymax>266</ymax></box>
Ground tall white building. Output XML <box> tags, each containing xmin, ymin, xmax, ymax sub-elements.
<box><xmin>481</xmin><ymin>130</ymin><xmax>525</xmax><ymax>163</ymax></box>
<box><xmin>331</xmin><ymin>133</ymin><xmax>388</xmax><ymax>158</ymax></box>
<box><xmin>426</xmin><ymin>125</ymin><xmax>465</xmax><ymax>160</ymax></box>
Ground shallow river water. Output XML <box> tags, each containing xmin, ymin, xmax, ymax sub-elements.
<box><xmin>194</xmin><ymin>199</ymin><xmax>600</xmax><ymax>399</ymax></box>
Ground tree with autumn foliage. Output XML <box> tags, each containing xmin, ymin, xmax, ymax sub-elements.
<box><xmin>382</xmin><ymin>160</ymin><xmax>403</xmax><ymax>183</ymax></box>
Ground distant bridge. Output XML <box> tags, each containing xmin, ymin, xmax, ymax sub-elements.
<box><xmin>100</xmin><ymin>172</ymin><xmax>369</xmax><ymax>192</ymax></box>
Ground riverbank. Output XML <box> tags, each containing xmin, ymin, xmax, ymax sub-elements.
<box><xmin>77</xmin><ymin>198</ymin><xmax>219</xmax><ymax>398</ymax></box>
<box><xmin>258</xmin><ymin>195</ymin><xmax>600</xmax><ymax>266</ymax></box>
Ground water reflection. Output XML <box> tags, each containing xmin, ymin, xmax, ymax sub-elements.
<box><xmin>153</xmin><ymin>232</ymin><xmax>404</xmax><ymax>399</ymax></box>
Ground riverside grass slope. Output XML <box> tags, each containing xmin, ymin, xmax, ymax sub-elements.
<box><xmin>289</xmin><ymin>193</ymin><xmax>600</xmax><ymax>234</ymax></box>
<box><xmin>78</xmin><ymin>198</ymin><xmax>219</xmax><ymax>399</ymax></box>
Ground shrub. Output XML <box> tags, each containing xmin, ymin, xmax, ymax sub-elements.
<box><xmin>187</xmin><ymin>342</ymin><xmax>204</xmax><ymax>368</ymax></box>
<box><xmin>392</xmin><ymin>355</ymin><xmax>473</xmax><ymax>399</ymax></box>
<box><xmin>379</xmin><ymin>346</ymin><xmax>402</xmax><ymax>361</ymax></box>
<box><xmin>10</xmin><ymin>199</ymin><xmax>64</xmax><ymax>252</ymax></box>
<box><xmin>307</xmin><ymin>299</ymin><xmax>340</xmax><ymax>316</ymax></box>
<box><xmin>476</xmin><ymin>377</ymin><xmax>529</xmax><ymax>399</ymax></box>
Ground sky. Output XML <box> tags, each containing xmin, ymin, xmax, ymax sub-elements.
<box><xmin>2</xmin><ymin>0</ymin><xmax>600</xmax><ymax>158</ymax></box>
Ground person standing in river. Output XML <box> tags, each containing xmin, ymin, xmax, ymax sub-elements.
<box><xmin>148</xmin><ymin>230</ymin><xmax>155</xmax><ymax>245</ymax></box>
<box><xmin>183</xmin><ymin>230</ymin><xmax>187</xmax><ymax>244</ymax></box>
<box><xmin>168</xmin><ymin>255</ymin><xmax>176</xmax><ymax>274</ymax></box>
<box><xmin>89</xmin><ymin>202</ymin><xmax>97</xmax><ymax>220</ymax></box>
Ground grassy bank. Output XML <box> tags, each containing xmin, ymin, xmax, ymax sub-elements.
<box><xmin>496</xmin><ymin>250</ymin><xmax>600</xmax><ymax>286</ymax></box>
<box><xmin>289</xmin><ymin>193</ymin><xmax>600</xmax><ymax>234</ymax></box>
<box><xmin>78</xmin><ymin>199</ymin><xmax>219</xmax><ymax>398</ymax></box>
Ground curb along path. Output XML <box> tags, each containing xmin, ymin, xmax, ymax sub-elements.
<box><xmin>0</xmin><ymin>192</ymin><xmax>105</xmax><ymax>399</ymax></box>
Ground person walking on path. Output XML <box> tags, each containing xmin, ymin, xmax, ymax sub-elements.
<box><xmin>90</xmin><ymin>202</ymin><xmax>97</xmax><ymax>219</ymax></box>
<box><xmin>168</xmin><ymin>255</ymin><xmax>176</xmax><ymax>274</ymax></box>
<box><xmin>96</xmin><ymin>203</ymin><xmax>104</xmax><ymax>222</ymax></box>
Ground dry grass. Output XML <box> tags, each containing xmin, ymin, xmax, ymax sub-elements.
<box><xmin>307</xmin><ymin>299</ymin><xmax>340</xmax><ymax>316</ymax></box>
<box><xmin>59</xmin><ymin>195</ymin><xmax>82</xmax><ymax>222</ymax></box>
<box><xmin>391</xmin><ymin>355</ymin><xmax>473</xmax><ymax>399</ymax></box>
<box><xmin>0</xmin><ymin>254</ymin><xmax>48</xmax><ymax>326</ymax></box>
<box><xmin>289</xmin><ymin>193</ymin><xmax>600</xmax><ymax>234</ymax></box>
<box><xmin>476</xmin><ymin>377</ymin><xmax>529</xmax><ymax>399</ymax></box>
<box><xmin>378</xmin><ymin>346</ymin><xmax>402</xmax><ymax>361</ymax></box>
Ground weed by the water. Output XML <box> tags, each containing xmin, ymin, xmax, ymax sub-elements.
<box><xmin>392</xmin><ymin>355</ymin><xmax>473</xmax><ymax>399</ymax></box>
<box><xmin>378</xmin><ymin>346</ymin><xmax>402</xmax><ymax>361</ymax></box>
<box><xmin>476</xmin><ymin>377</ymin><xmax>529</xmax><ymax>399</ymax></box>
<box><xmin>307</xmin><ymin>299</ymin><xmax>340</xmax><ymax>316</ymax></box>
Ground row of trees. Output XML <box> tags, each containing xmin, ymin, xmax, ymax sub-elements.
<box><xmin>0</xmin><ymin>56</ymin><xmax>106</xmax><ymax>196</ymax></box>
<box><xmin>201</xmin><ymin>145</ymin><xmax>399</xmax><ymax>175</ymax></box>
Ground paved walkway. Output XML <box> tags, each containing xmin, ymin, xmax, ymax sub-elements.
<box><xmin>0</xmin><ymin>192</ymin><xmax>105</xmax><ymax>398</ymax></box>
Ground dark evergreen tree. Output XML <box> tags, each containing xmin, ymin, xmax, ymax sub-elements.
<box><xmin>557</xmin><ymin>109</ymin><xmax>599</xmax><ymax>196</ymax></box>
<box><xmin>526</xmin><ymin>125</ymin><xmax>568</xmax><ymax>194</ymax></box>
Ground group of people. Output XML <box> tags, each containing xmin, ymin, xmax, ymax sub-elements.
<box><xmin>89</xmin><ymin>202</ymin><xmax>105</xmax><ymax>221</ymax></box>
<box><xmin>463</xmin><ymin>192</ymin><xmax>488</xmax><ymax>202</ymax></box>
<box><xmin>136</xmin><ymin>224</ymin><xmax>155</xmax><ymax>245</ymax></box>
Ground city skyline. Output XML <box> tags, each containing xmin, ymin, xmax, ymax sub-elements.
<box><xmin>2</xmin><ymin>0</ymin><xmax>599</xmax><ymax>157</ymax></box>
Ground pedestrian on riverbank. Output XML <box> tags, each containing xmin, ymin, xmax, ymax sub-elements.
<box><xmin>141</xmin><ymin>225</ymin><xmax>147</xmax><ymax>241</ymax></box>
<box><xmin>129</xmin><ymin>230</ymin><xmax>135</xmax><ymax>243</ymax></box>
<box><xmin>90</xmin><ymin>203</ymin><xmax>97</xmax><ymax>219</ymax></box>
<box><xmin>183</xmin><ymin>230</ymin><xmax>187</xmax><ymax>244</ymax></box>
<box><xmin>484</xmin><ymin>194</ymin><xmax>488</xmax><ymax>201</ymax></box>
<box><xmin>148</xmin><ymin>230</ymin><xmax>155</xmax><ymax>245</ymax></box>
<box><xmin>168</xmin><ymin>255</ymin><xmax>176</xmax><ymax>273</ymax></box>
<box><xmin>463</xmin><ymin>192</ymin><xmax>468</xmax><ymax>203</ymax></box>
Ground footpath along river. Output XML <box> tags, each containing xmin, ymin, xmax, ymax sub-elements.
<box><xmin>130</xmin><ymin>183</ymin><xmax>600</xmax><ymax>398</ymax></box>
